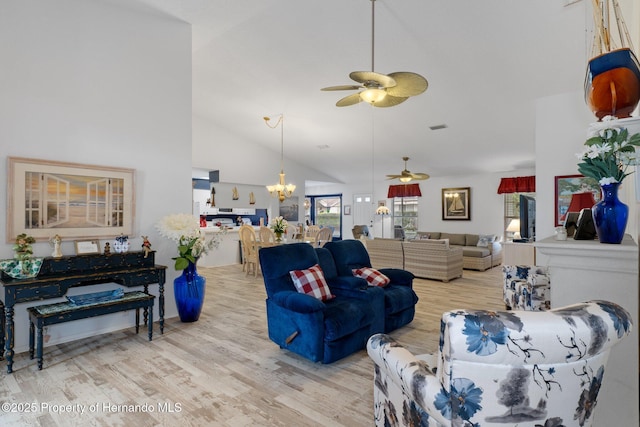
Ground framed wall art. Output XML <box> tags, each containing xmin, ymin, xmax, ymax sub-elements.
<box><xmin>74</xmin><ymin>240</ymin><xmax>100</xmax><ymax>255</ymax></box>
<box><xmin>442</xmin><ymin>187</ymin><xmax>471</xmax><ymax>220</ymax></box>
<box><xmin>7</xmin><ymin>157</ymin><xmax>135</xmax><ymax>242</ymax></box>
<box><xmin>279</xmin><ymin>195</ymin><xmax>299</xmax><ymax>221</ymax></box>
<box><xmin>554</xmin><ymin>174</ymin><xmax>600</xmax><ymax>226</ymax></box>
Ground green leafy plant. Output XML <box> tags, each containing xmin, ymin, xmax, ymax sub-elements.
<box><xmin>577</xmin><ymin>122</ymin><xmax>640</xmax><ymax>185</ymax></box>
<box><xmin>13</xmin><ymin>233</ymin><xmax>35</xmax><ymax>261</ymax></box>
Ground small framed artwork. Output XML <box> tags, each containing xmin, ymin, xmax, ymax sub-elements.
<box><xmin>554</xmin><ymin>174</ymin><xmax>600</xmax><ymax>226</ymax></box>
<box><xmin>74</xmin><ymin>240</ymin><xmax>100</xmax><ymax>255</ymax></box>
<box><xmin>442</xmin><ymin>187</ymin><xmax>471</xmax><ymax>220</ymax></box>
<box><xmin>343</xmin><ymin>205</ymin><xmax>351</xmax><ymax>215</ymax></box>
<box><xmin>7</xmin><ymin>157</ymin><xmax>135</xmax><ymax>242</ymax></box>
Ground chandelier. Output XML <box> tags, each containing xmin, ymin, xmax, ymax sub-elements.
<box><xmin>264</xmin><ymin>114</ymin><xmax>296</xmax><ymax>202</ymax></box>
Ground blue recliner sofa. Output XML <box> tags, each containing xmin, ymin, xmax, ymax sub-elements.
<box><xmin>259</xmin><ymin>243</ymin><xmax>384</xmax><ymax>363</ymax></box>
<box><xmin>324</xmin><ymin>239</ymin><xmax>418</xmax><ymax>333</ymax></box>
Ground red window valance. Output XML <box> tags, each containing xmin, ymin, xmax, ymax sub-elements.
<box><xmin>388</xmin><ymin>183</ymin><xmax>422</xmax><ymax>198</ymax></box>
<box><xmin>497</xmin><ymin>176</ymin><xmax>535</xmax><ymax>194</ymax></box>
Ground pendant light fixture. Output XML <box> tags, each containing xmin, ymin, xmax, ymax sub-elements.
<box><xmin>264</xmin><ymin>114</ymin><xmax>296</xmax><ymax>202</ymax></box>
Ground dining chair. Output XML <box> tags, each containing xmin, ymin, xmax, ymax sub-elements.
<box><xmin>284</xmin><ymin>224</ymin><xmax>299</xmax><ymax>241</ymax></box>
<box><xmin>259</xmin><ymin>226</ymin><xmax>277</xmax><ymax>247</ymax></box>
<box><xmin>305</xmin><ymin>225</ymin><xmax>321</xmax><ymax>242</ymax></box>
<box><xmin>239</xmin><ymin>225</ymin><xmax>259</xmax><ymax>276</ymax></box>
<box><xmin>315</xmin><ymin>227</ymin><xmax>333</xmax><ymax>248</ymax></box>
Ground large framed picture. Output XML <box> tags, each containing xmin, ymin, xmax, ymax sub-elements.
<box><xmin>7</xmin><ymin>157</ymin><xmax>135</xmax><ymax>242</ymax></box>
<box><xmin>442</xmin><ymin>187</ymin><xmax>471</xmax><ymax>220</ymax></box>
<box><xmin>554</xmin><ymin>174</ymin><xmax>600</xmax><ymax>226</ymax></box>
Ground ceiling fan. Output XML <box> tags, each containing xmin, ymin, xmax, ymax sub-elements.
<box><xmin>321</xmin><ymin>0</ymin><xmax>428</xmax><ymax>108</ymax></box>
<box><xmin>386</xmin><ymin>157</ymin><xmax>430</xmax><ymax>182</ymax></box>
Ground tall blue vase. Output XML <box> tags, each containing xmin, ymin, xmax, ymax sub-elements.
<box><xmin>592</xmin><ymin>182</ymin><xmax>628</xmax><ymax>244</ymax></box>
<box><xmin>173</xmin><ymin>260</ymin><xmax>206</xmax><ymax>322</ymax></box>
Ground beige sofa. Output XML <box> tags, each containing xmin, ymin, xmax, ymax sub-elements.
<box><xmin>417</xmin><ymin>231</ymin><xmax>502</xmax><ymax>271</ymax></box>
<box><xmin>364</xmin><ymin>238</ymin><xmax>463</xmax><ymax>282</ymax></box>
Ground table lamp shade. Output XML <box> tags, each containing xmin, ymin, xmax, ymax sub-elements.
<box><xmin>562</xmin><ymin>192</ymin><xmax>597</xmax><ymax>221</ymax></box>
<box><xmin>507</xmin><ymin>219</ymin><xmax>521</xmax><ymax>240</ymax></box>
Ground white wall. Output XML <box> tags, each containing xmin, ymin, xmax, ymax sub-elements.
<box><xmin>0</xmin><ymin>0</ymin><xmax>192</xmax><ymax>352</ymax></box>
<box><xmin>535</xmin><ymin>91</ymin><xmax>638</xmax><ymax>244</ymax></box>
<box><xmin>310</xmin><ymin>169</ymin><xmax>534</xmax><ymax>240</ymax></box>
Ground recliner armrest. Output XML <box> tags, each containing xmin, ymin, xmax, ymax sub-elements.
<box><xmin>378</xmin><ymin>268</ymin><xmax>415</xmax><ymax>286</ymax></box>
<box><xmin>270</xmin><ymin>291</ymin><xmax>325</xmax><ymax>313</ymax></box>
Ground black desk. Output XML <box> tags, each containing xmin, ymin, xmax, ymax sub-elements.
<box><xmin>0</xmin><ymin>251</ymin><xmax>166</xmax><ymax>373</ymax></box>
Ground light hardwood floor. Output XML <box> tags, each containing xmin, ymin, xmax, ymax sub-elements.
<box><xmin>0</xmin><ymin>264</ymin><xmax>503</xmax><ymax>427</ymax></box>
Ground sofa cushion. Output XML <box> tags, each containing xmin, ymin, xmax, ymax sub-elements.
<box><xmin>289</xmin><ymin>264</ymin><xmax>335</xmax><ymax>301</ymax></box>
<box><xmin>477</xmin><ymin>234</ymin><xmax>497</xmax><ymax>247</ymax></box>
<box><xmin>462</xmin><ymin>246</ymin><xmax>491</xmax><ymax>258</ymax></box>
<box><xmin>440</xmin><ymin>232</ymin><xmax>466</xmax><ymax>246</ymax></box>
<box><xmin>353</xmin><ymin>267</ymin><xmax>390</xmax><ymax>287</ymax></box>
<box><xmin>465</xmin><ymin>234</ymin><xmax>479</xmax><ymax>246</ymax></box>
<box><xmin>423</xmin><ymin>231</ymin><xmax>440</xmax><ymax>239</ymax></box>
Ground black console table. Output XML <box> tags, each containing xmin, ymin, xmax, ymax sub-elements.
<box><xmin>0</xmin><ymin>251</ymin><xmax>166</xmax><ymax>373</ymax></box>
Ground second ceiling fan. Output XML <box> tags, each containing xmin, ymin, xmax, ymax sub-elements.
<box><xmin>321</xmin><ymin>0</ymin><xmax>428</xmax><ymax>107</ymax></box>
<box><xmin>386</xmin><ymin>157</ymin><xmax>430</xmax><ymax>182</ymax></box>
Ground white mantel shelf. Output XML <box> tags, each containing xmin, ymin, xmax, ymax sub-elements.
<box><xmin>535</xmin><ymin>234</ymin><xmax>638</xmax><ymax>425</ymax></box>
<box><xmin>535</xmin><ymin>234</ymin><xmax>638</xmax><ymax>275</ymax></box>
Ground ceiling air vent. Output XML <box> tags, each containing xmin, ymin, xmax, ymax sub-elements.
<box><xmin>429</xmin><ymin>124</ymin><xmax>448</xmax><ymax>131</ymax></box>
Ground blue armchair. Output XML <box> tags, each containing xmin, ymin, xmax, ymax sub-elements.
<box><xmin>324</xmin><ymin>239</ymin><xmax>418</xmax><ymax>333</ymax></box>
<box><xmin>259</xmin><ymin>243</ymin><xmax>383</xmax><ymax>363</ymax></box>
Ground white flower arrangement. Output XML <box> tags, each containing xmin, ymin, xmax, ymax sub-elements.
<box><xmin>577</xmin><ymin>116</ymin><xmax>640</xmax><ymax>186</ymax></box>
<box><xmin>269</xmin><ymin>216</ymin><xmax>288</xmax><ymax>234</ymax></box>
<box><xmin>156</xmin><ymin>213</ymin><xmax>225</xmax><ymax>270</ymax></box>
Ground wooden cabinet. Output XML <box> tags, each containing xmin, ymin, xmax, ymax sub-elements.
<box><xmin>502</xmin><ymin>241</ymin><xmax>536</xmax><ymax>265</ymax></box>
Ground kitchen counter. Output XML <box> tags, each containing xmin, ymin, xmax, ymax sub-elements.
<box><xmin>198</xmin><ymin>226</ymin><xmax>257</xmax><ymax>267</ymax></box>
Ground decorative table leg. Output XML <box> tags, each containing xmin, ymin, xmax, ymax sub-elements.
<box><xmin>159</xmin><ymin>271</ymin><xmax>165</xmax><ymax>334</ymax></box>
<box><xmin>0</xmin><ymin>300</ymin><xmax>4</xmax><ymax>361</ymax></box>
<box><xmin>135</xmin><ymin>308</ymin><xmax>140</xmax><ymax>334</ymax></box>
<box><xmin>29</xmin><ymin>320</ymin><xmax>34</xmax><ymax>360</ymax></box>
<box><xmin>143</xmin><ymin>285</ymin><xmax>149</xmax><ymax>326</ymax></box>
<box><xmin>5</xmin><ymin>305</ymin><xmax>15</xmax><ymax>373</ymax></box>
<box><xmin>148</xmin><ymin>306</ymin><xmax>153</xmax><ymax>341</ymax></box>
<box><xmin>36</xmin><ymin>320</ymin><xmax>43</xmax><ymax>370</ymax></box>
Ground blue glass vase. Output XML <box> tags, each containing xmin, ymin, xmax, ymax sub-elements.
<box><xmin>592</xmin><ymin>182</ymin><xmax>628</xmax><ymax>244</ymax></box>
<box><xmin>173</xmin><ymin>260</ymin><xmax>206</xmax><ymax>322</ymax></box>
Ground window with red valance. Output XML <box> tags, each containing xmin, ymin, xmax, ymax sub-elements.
<box><xmin>497</xmin><ymin>176</ymin><xmax>535</xmax><ymax>194</ymax></box>
<box><xmin>387</xmin><ymin>184</ymin><xmax>422</xmax><ymax>198</ymax></box>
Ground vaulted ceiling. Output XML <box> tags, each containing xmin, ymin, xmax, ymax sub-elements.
<box><xmin>136</xmin><ymin>0</ymin><xmax>598</xmax><ymax>185</ymax></box>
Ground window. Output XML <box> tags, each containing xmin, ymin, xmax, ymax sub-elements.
<box><xmin>306</xmin><ymin>194</ymin><xmax>342</xmax><ymax>239</ymax></box>
<box><xmin>393</xmin><ymin>196</ymin><xmax>419</xmax><ymax>239</ymax></box>
<box><xmin>504</xmin><ymin>192</ymin><xmax>534</xmax><ymax>240</ymax></box>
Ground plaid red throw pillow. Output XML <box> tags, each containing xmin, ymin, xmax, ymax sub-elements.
<box><xmin>353</xmin><ymin>267</ymin><xmax>390</xmax><ymax>287</ymax></box>
<box><xmin>289</xmin><ymin>264</ymin><xmax>335</xmax><ymax>301</ymax></box>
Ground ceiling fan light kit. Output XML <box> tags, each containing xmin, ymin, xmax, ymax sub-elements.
<box><xmin>387</xmin><ymin>157</ymin><xmax>430</xmax><ymax>182</ymax></box>
<box><xmin>321</xmin><ymin>0</ymin><xmax>428</xmax><ymax>108</ymax></box>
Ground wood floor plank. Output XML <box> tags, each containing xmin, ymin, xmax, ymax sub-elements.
<box><xmin>0</xmin><ymin>263</ymin><xmax>503</xmax><ymax>426</ymax></box>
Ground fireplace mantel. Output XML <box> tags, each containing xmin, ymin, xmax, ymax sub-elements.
<box><xmin>536</xmin><ymin>234</ymin><xmax>638</xmax><ymax>425</ymax></box>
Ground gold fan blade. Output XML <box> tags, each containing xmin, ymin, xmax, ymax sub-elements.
<box><xmin>372</xmin><ymin>94</ymin><xmax>408</xmax><ymax>108</ymax></box>
<box><xmin>321</xmin><ymin>85</ymin><xmax>363</xmax><ymax>91</ymax></box>
<box><xmin>386</xmin><ymin>72</ymin><xmax>428</xmax><ymax>97</ymax></box>
<box><xmin>336</xmin><ymin>92</ymin><xmax>363</xmax><ymax>107</ymax></box>
<box><xmin>386</xmin><ymin>174</ymin><xmax>403</xmax><ymax>180</ymax></box>
<box><xmin>349</xmin><ymin>71</ymin><xmax>396</xmax><ymax>88</ymax></box>
<box><xmin>409</xmin><ymin>172</ymin><xmax>430</xmax><ymax>180</ymax></box>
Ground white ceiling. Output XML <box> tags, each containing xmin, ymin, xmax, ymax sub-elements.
<box><xmin>134</xmin><ymin>0</ymin><xmax>593</xmax><ymax>185</ymax></box>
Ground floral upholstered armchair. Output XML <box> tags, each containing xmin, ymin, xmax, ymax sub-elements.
<box><xmin>503</xmin><ymin>265</ymin><xmax>551</xmax><ymax>311</ymax></box>
<box><xmin>367</xmin><ymin>300</ymin><xmax>632</xmax><ymax>427</ymax></box>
